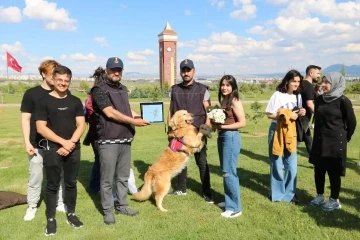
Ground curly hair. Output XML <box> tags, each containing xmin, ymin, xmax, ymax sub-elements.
<box><xmin>90</xmin><ymin>67</ymin><xmax>106</xmax><ymax>86</ymax></box>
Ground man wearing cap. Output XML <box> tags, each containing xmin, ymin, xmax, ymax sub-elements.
<box><xmin>90</xmin><ymin>57</ymin><xmax>150</xmax><ymax>225</ymax></box>
<box><xmin>168</xmin><ymin>59</ymin><xmax>214</xmax><ymax>203</ymax></box>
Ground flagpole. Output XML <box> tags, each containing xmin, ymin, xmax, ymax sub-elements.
<box><xmin>7</xmin><ymin>64</ymin><xmax>9</xmax><ymax>94</ymax></box>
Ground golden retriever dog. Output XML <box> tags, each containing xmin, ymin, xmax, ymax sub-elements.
<box><xmin>133</xmin><ymin>110</ymin><xmax>211</xmax><ymax>212</ymax></box>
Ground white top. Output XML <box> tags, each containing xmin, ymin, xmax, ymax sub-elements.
<box><xmin>265</xmin><ymin>91</ymin><xmax>302</xmax><ymax>123</ymax></box>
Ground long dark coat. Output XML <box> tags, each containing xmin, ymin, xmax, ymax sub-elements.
<box><xmin>309</xmin><ymin>95</ymin><xmax>356</xmax><ymax>176</ymax></box>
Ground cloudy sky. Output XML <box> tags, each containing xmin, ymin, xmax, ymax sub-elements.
<box><xmin>1</xmin><ymin>0</ymin><xmax>360</xmax><ymax>76</ymax></box>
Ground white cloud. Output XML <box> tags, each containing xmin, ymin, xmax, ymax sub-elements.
<box><xmin>230</xmin><ymin>4</ymin><xmax>257</xmax><ymax>20</ymax></box>
<box><xmin>22</xmin><ymin>0</ymin><xmax>77</xmax><ymax>31</ymax></box>
<box><xmin>69</xmin><ymin>53</ymin><xmax>100</xmax><ymax>61</ymax></box>
<box><xmin>184</xmin><ymin>9</ymin><xmax>191</xmax><ymax>15</ymax></box>
<box><xmin>342</xmin><ymin>43</ymin><xmax>360</xmax><ymax>53</ymax></box>
<box><xmin>210</xmin><ymin>0</ymin><xmax>225</xmax><ymax>9</ymax></box>
<box><xmin>60</xmin><ymin>54</ymin><xmax>67</xmax><ymax>60</ymax></box>
<box><xmin>0</xmin><ymin>41</ymin><xmax>25</xmax><ymax>54</ymax></box>
<box><xmin>266</xmin><ymin>0</ymin><xmax>290</xmax><ymax>5</ymax></box>
<box><xmin>246</xmin><ymin>25</ymin><xmax>263</xmax><ymax>34</ymax></box>
<box><xmin>178</xmin><ymin>40</ymin><xmax>197</xmax><ymax>48</ymax></box>
<box><xmin>41</xmin><ymin>56</ymin><xmax>53</xmax><ymax>60</ymax></box>
<box><xmin>138</xmin><ymin>49</ymin><xmax>155</xmax><ymax>55</ymax></box>
<box><xmin>129</xmin><ymin>61</ymin><xmax>148</xmax><ymax>65</ymax></box>
<box><xmin>277</xmin><ymin>0</ymin><xmax>360</xmax><ymax>21</ymax></box>
<box><xmin>120</xmin><ymin>4</ymin><xmax>127</xmax><ymax>8</ymax></box>
<box><xmin>0</xmin><ymin>6</ymin><xmax>22</xmax><ymax>23</ymax></box>
<box><xmin>127</xmin><ymin>52</ymin><xmax>146</xmax><ymax>61</ymax></box>
<box><xmin>233</xmin><ymin>0</ymin><xmax>252</xmax><ymax>6</ymax></box>
<box><xmin>217</xmin><ymin>1</ymin><xmax>225</xmax><ymax>8</ymax></box>
<box><xmin>126</xmin><ymin>49</ymin><xmax>155</xmax><ymax>65</ymax></box>
<box><xmin>93</xmin><ymin>37</ymin><xmax>109</xmax><ymax>47</ymax></box>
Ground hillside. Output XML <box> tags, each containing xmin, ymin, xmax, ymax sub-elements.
<box><xmin>322</xmin><ymin>64</ymin><xmax>360</xmax><ymax>76</ymax></box>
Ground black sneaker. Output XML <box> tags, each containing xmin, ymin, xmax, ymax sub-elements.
<box><xmin>115</xmin><ymin>207</ymin><xmax>139</xmax><ymax>216</ymax></box>
<box><xmin>203</xmin><ymin>194</ymin><xmax>214</xmax><ymax>204</ymax></box>
<box><xmin>291</xmin><ymin>194</ymin><xmax>300</xmax><ymax>205</ymax></box>
<box><xmin>67</xmin><ymin>213</ymin><xmax>84</xmax><ymax>228</ymax></box>
<box><xmin>45</xmin><ymin>218</ymin><xmax>56</xmax><ymax>236</ymax></box>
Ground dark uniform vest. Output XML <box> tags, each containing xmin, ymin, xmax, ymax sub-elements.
<box><xmin>93</xmin><ymin>82</ymin><xmax>135</xmax><ymax>143</ymax></box>
<box><xmin>171</xmin><ymin>82</ymin><xmax>208</xmax><ymax>128</ymax></box>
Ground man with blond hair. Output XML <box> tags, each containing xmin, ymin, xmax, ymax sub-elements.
<box><xmin>20</xmin><ymin>60</ymin><xmax>66</xmax><ymax>221</ymax></box>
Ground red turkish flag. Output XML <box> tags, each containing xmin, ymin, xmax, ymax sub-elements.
<box><xmin>6</xmin><ymin>52</ymin><xmax>22</xmax><ymax>73</ymax></box>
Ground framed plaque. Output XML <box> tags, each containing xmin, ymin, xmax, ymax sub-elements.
<box><xmin>140</xmin><ymin>102</ymin><xmax>164</xmax><ymax>123</ymax></box>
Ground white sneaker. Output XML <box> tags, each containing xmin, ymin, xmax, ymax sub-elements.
<box><xmin>56</xmin><ymin>204</ymin><xmax>67</xmax><ymax>213</ymax></box>
<box><xmin>24</xmin><ymin>207</ymin><xmax>37</xmax><ymax>221</ymax></box>
<box><xmin>217</xmin><ymin>202</ymin><xmax>225</xmax><ymax>208</ymax></box>
<box><xmin>221</xmin><ymin>210</ymin><xmax>242</xmax><ymax>218</ymax></box>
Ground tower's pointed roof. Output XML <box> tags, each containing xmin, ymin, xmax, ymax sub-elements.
<box><xmin>158</xmin><ymin>22</ymin><xmax>177</xmax><ymax>36</ymax></box>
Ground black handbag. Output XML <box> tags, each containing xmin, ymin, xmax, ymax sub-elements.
<box><xmin>295</xmin><ymin>94</ymin><xmax>308</xmax><ymax>142</ymax></box>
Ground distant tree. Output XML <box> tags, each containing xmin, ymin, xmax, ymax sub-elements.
<box><xmin>16</xmin><ymin>82</ymin><xmax>26</xmax><ymax>95</ymax></box>
<box><xmin>246</xmin><ymin>101</ymin><xmax>265</xmax><ymax>135</ymax></box>
<box><xmin>269</xmin><ymin>78</ymin><xmax>279</xmax><ymax>91</ymax></box>
<box><xmin>7</xmin><ymin>83</ymin><xmax>15</xmax><ymax>94</ymax></box>
<box><xmin>79</xmin><ymin>80</ymin><xmax>90</xmax><ymax>92</ymax></box>
<box><xmin>129</xmin><ymin>87</ymin><xmax>143</xmax><ymax>98</ymax></box>
<box><xmin>213</xmin><ymin>80</ymin><xmax>220</xmax><ymax>93</ymax></box>
<box><xmin>340</xmin><ymin>64</ymin><xmax>346</xmax><ymax>76</ymax></box>
<box><xmin>239</xmin><ymin>83</ymin><xmax>249</xmax><ymax>99</ymax></box>
<box><xmin>249</xmin><ymin>84</ymin><xmax>259</xmax><ymax>98</ymax></box>
<box><xmin>163</xmin><ymin>82</ymin><xmax>170</xmax><ymax>93</ymax></box>
<box><xmin>260</xmin><ymin>82</ymin><xmax>267</xmax><ymax>90</ymax></box>
<box><xmin>349</xmin><ymin>82</ymin><xmax>360</xmax><ymax>98</ymax></box>
<box><xmin>149</xmin><ymin>86</ymin><xmax>163</xmax><ymax>101</ymax></box>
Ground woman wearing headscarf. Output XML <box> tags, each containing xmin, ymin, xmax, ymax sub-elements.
<box><xmin>309</xmin><ymin>72</ymin><xmax>356</xmax><ymax>211</ymax></box>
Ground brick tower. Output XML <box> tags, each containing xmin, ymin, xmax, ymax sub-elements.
<box><xmin>158</xmin><ymin>22</ymin><xmax>178</xmax><ymax>88</ymax></box>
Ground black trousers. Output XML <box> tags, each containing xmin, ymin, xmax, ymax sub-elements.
<box><xmin>44</xmin><ymin>148</ymin><xmax>80</xmax><ymax>219</ymax></box>
<box><xmin>173</xmin><ymin>144</ymin><xmax>212</xmax><ymax>196</ymax></box>
<box><xmin>314</xmin><ymin>167</ymin><xmax>341</xmax><ymax>199</ymax></box>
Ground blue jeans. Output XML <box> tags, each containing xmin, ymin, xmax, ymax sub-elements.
<box><xmin>89</xmin><ymin>141</ymin><xmax>100</xmax><ymax>193</ymax></box>
<box><xmin>268</xmin><ymin>122</ymin><xmax>297</xmax><ymax>202</ymax></box>
<box><xmin>217</xmin><ymin>130</ymin><xmax>242</xmax><ymax>212</ymax></box>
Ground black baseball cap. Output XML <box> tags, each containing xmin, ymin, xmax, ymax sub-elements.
<box><xmin>106</xmin><ymin>57</ymin><xmax>123</xmax><ymax>69</ymax></box>
<box><xmin>180</xmin><ymin>59</ymin><xmax>195</xmax><ymax>69</ymax></box>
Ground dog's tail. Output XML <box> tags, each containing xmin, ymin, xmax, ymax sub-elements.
<box><xmin>133</xmin><ymin>171</ymin><xmax>153</xmax><ymax>201</ymax></box>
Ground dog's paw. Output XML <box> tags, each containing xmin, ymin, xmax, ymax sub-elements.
<box><xmin>199</xmin><ymin>124</ymin><xmax>212</xmax><ymax>138</ymax></box>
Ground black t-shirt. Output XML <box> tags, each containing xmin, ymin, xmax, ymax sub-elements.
<box><xmin>34</xmin><ymin>94</ymin><xmax>84</xmax><ymax>149</ymax></box>
<box><xmin>301</xmin><ymin>80</ymin><xmax>315</xmax><ymax>121</ymax></box>
<box><xmin>20</xmin><ymin>86</ymin><xmax>52</xmax><ymax>147</ymax></box>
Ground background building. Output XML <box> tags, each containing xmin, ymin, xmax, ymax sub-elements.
<box><xmin>158</xmin><ymin>22</ymin><xmax>177</xmax><ymax>88</ymax></box>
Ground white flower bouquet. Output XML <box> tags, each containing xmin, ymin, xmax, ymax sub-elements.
<box><xmin>206</xmin><ymin>106</ymin><xmax>226</xmax><ymax>124</ymax></box>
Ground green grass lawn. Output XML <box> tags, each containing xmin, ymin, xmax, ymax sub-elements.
<box><xmin>0</xmin><ymin>104</ymin><xmax>359</xmax><ymax>239</ymax></box>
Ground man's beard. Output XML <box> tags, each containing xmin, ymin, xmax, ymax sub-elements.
<box><xmin>182</xmin><ymin>76</ymin><xmax>193</xmax><ymax>82</ymax></box>
<box><xmin>105</xmin><ymin>76</ymin><xmax>120</xmax><ymax>86</ymax></box>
